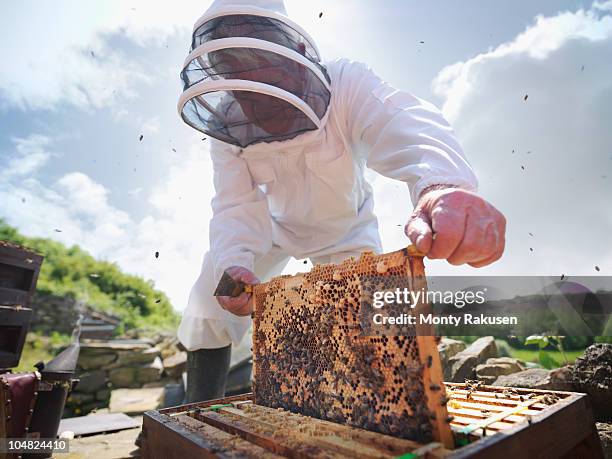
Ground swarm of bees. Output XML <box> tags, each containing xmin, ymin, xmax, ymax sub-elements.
<box><xmin>464</xmin><ymin>379</ymin><xmax>485</xmax><ymax>399</ymax></box>
<box><xmin>540</xmin><ymin>394</ymin><xmax>561</xmax><ymax>405</ymax></box>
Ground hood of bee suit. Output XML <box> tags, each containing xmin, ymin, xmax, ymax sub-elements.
<box><xmin>177</xmin><ymin>0</ymin><xmax>331</xmax><ymax>148</ymax></box>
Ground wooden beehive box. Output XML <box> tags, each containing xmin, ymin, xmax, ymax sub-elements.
<box><xmin>141</xmin><ymin>384</ymin><xmax>604</xmax><ymax>458</ymax></box>
<box><xmin>0</xmin><ymin>241</ymin><xmax>44</xmax><ymax>370</ymax></box>
<box><xmin>142</xmin><ymin>247</ymin><xmax>603</xmax><ymax>457</ymax></box>
<box><xmin>252</xmin><ymin>247</ymin><xmax>453</xmax><ymax>447</ymax></box>
<box><xmin>0</xmin><ymin>240</ymin><xmax>43</xmax><ymax>308</ymax></box>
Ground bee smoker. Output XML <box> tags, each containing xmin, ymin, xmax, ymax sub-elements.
<box><xmin>24</xmin><ymin>318</ymin><xmax>81</xmax><ymax>458</ymax></box>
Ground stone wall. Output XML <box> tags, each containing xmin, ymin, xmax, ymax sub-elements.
<box><xmin>65</xmin><ymin>336</ymin><xmax>186</xmax><ymax>416</ymax></box>
<box><xmin>30</xmin><ymin>293</ymin><xmax>119</xmax><ymax>339</ymax></box>
<box><xmin>31</xmin><ymin>293</ymin><xmax>84</xmax><ymax>335</ymax></box>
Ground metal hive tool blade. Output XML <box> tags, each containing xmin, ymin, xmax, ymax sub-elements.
<box><xmin>214</xmin><ymin>271</ymin><xmax>247</xmax><ymax>297</ymax></box>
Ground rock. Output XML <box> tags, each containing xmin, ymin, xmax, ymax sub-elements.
<box><xmin>108</xmin><ymin>367</ymin><xmax>139</xmax><ymax>388</ymax></box>
<box><xmin>494</xmin><ymin>339</ymin><xmax>513</xmax><ymax>358</ymax></box>
<box><xmin>79</xmin><ymin>340</ymin><xmax>152</xmax><ymax>370</ymax></box>
<box><xmin>160</xmin><ymin>349</ymin><xmax>175</xmax><ymax>360</ymax></box>
<box><xmin>596</xmin><ymin>423</ymin><xmax>612</xmax><ymax>459</ymax></box>
<box><xmin>489</xmin><ymin>356</ymin><xmax>525</xmax><ymax>367</ymax></box>
<box><xmin>67</xmin><ymin>391</ymin><xmax>94</xmax><ymax>405</ymax></box>
<box><xmin>109</xmin><ymin>387</ymin><xmax>164</xmax><ymax>414</ymax></box>
<box><xmin>475</xmin><ymin>357</ymin><xmax>525</xmax><ymax>384</ymax></box>
<box><xmin>61</xmin><ymin>423</ymin><xmax>143</xmax><ymax>458</ymax></box>
<box><xmin>81</xmin><ymin>340</ymin><xmax>152</xmax><ymax>352</ymax></box>
<box><xmin>163</xmin><ymin>351</ymin><xmax>187</xmax><ymax>378</ymax></box>
<box><xmin>447</xmin><ymin>336</ymin><xmax>498</xmax><ymax>382</ymax></box>
<box><xmin>79</xmin><ymin>352</ymin><xmax>116</xmax><ymax>370</ymax></box>
<box><xmin>573</xmin><ymin>344</ymin><xmax>612</xmax><ymax>421</ymax></box>
<box><xmin>135</xmin><ymin>357</ymin><xmax>164</xmax><ymax>384</ymax></box>
<box><xmin>438</xmin><ymin>338</ymin><xmax>467</xmax><ymax>380</ymax></box>
<box><xmin>524</xmin><ymin>361</ymin><xmax>542</xmax><ymax>369</ymax></box>
<box><xmin>493</xmin><ymin>368</ymin><xmax>564</xmax><ymax>389</ymax></box>
<box><xmin>549</xmin><ymin>365</ymin><xmax>576</xmax><ymax>392</ymax></box>
<box><xmin>108</xmin><ymin>357</ymin><xmax>164</xmax><ymax>387</ymax></box>
<box><xmin>156</xmin><ymin>336</ymin><xmax>181</xmax><ymax>360</ymax></box>
<box><xmin>113</xmin><ymin>347</ymin><xmax>160</xmax><ymax>367</ymax></box>
<box><xmin>75</xmin><ymin>370</ymin><xmax>107</xmax><ymax>393</ymax></box>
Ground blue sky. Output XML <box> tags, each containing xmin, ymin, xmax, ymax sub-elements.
<box><xmin>1</xmin><ymin>0</ymin><xmax>611</xmax><ymax>310</ymax></box>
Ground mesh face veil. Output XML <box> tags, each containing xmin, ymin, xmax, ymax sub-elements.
<box><xmin>178</xmin><ymin>0</ymin><xmax>331</xmax><ymax>148</ymax></box>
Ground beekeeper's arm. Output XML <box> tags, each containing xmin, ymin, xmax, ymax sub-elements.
<box><xmin>339</xmin><ymin>60</ymin><xmax>505</xmax><ymax>267</ymax></box>
<box><xmin>209</xmin><ymin>140</ymin><xmax>272</xmax><ymax>315</ymax></box>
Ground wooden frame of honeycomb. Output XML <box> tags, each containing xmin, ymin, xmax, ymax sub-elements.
<box><xmin>252</xmin><ymin>246</ymin><xmax>454</xmax><ymax>448</ymax></box>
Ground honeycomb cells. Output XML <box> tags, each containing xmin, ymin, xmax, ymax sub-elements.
<box><xmin>252</xmin><ymin>247</ymin><xmax>443</xmax><ymax>443</ymax></box>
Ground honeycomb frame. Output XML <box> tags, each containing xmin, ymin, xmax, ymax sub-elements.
<box><xmin>252</xmin><ymin>246</ymin><xmax>453</xmax><ymax>447</ymax></box>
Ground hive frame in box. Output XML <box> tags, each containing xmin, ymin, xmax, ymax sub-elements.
<box><xmin>141</xmin><ymin>384</ymin><xmax>604</xmax><ymax>458</ymax></box>
<box><xmin>252</xmin><ymin>247</ymin><xmax>454</xmax><ymax>447</ymax></box>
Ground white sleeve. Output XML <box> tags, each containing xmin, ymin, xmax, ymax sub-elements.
<box><xmin>333</xmin><ymin>60</ymin><xmax>478</xmax><ymax>204</ymax></box>
<box><xmin>208</xmin><ymin>140</ymin><xmax>273</xmax><ymax>284</ymax></box>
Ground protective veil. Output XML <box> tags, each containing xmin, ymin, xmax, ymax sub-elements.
<box><xmin>178</xmin><ymin>1</ymin><xmax>479</xmax><ymax>351</ymax></box>
<box><xmin>178</xmin><ymin>0</ymin><xmax>331</xmax><ymax>148</ymax></box>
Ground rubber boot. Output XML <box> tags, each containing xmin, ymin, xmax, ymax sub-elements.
<box><xmin>185</xmin><ymin>344</ymin><xmax>232</xmax><ymax>403</ymax></box>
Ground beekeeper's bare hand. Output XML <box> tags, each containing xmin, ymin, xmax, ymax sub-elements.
<box><xmin>405</xmin><ymin>187</ymin><xmax>506</xmax><ymax>267</ymax></box>
<box><xmin>216</xmin><ymin>266</ymin><xmax>259</xmax><ymax>316</ymax></box>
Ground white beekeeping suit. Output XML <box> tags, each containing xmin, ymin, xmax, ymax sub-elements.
<box><xmin>177</xmin><ymin>0</ymin><xmax>478</xmax><ymax>350</ymax></box>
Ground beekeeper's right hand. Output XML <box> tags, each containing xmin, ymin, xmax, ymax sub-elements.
<box><xmin>216</xmin><ymin>266</ymin><xmax>260</xmax><ymax>316</ymax></box>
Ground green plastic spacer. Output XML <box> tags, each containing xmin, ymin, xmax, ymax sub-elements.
<box><xmin>203</xmin><ymin>403</ymin><xmax>234</xmax><ymax>412</ymax></box>
<box><xmin>456</xmin><ymin>436</ymin><xmax>470</xmax><ymax>446</ymax></box>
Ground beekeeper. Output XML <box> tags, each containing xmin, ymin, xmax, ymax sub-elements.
<box><xmin>176</xmin><ymin>0</ymin><xmax>506</xmax><ymax>402</ymax></box>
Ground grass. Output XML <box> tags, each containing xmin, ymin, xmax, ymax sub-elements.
<box><xmin>508</xmin><ymin>347</ymin><xmax>585</xmax><ymax>367</ymax></box>
<box><xmin>15</xmin><ymin>332</ymin><xmax>71</xmax><ymax>373</ymax></box>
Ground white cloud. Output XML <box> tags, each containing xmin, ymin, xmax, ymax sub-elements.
<box><xmin>1</xmin><ymin>135</ymin><xmax>52</xmax><ymax>178</ymax></box>
<box><xmin>594</xmin><ymin>0</ymin><xmax>612</xmax><ymax>13</ymax></box>
<box><xmin>433</xmin><ymin>3</ymin><xmax>612</xmax><ymax>122</ymax></box>
<box><xmin>0</xmin><ymin>134</ymin><xmax>215</xmax><ymax>309</ymax></box>
<box><xmin>0</xmin><ymin>0</ymin><xmax>339</xmax><ymax>111</ymax></box>
<box><xmin>426</xmin><ymin>1</ymin><xmax>612</xmax><ymax>275</ymax></box>
<box><xmin>0</xmin><ymin>1</ymin><xmax>210</xmax><ymax>110</ymax></box>
<box><xmin>0</xmin><ymin>39</ymin><xmax>151</xmax><ymax>111</ymax></box>
<box><xmin>57</xmin><ymin>173</ymin><xmax>128</xmax><ymax>223</ymax></box>
<box><xmin>141</xmin><ymin>117</ymin><xmax>160</xmax><ymax>135</ymax></box>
